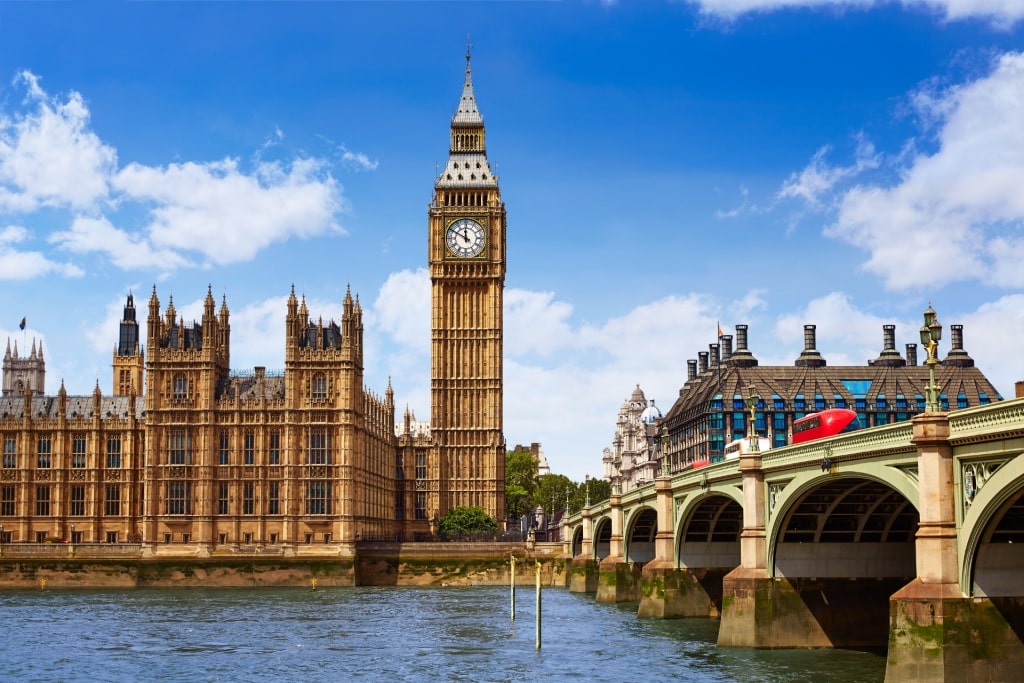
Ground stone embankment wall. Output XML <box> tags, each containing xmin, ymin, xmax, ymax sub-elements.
<box><xmin>0</xmin><ymin>542</ymin><xmax>567</xmax><ymax>589</ymax></box>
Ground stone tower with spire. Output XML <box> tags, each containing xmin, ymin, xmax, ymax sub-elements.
<box><xmin>2</xmin><ymin>337</ymin><xmax>45</xmax><ymax>397</ymax></box>
<box><xmin>113</xmin><ymin>292</ymin><xmax>145</xmax><ymax>397</ymax></box>
<box><xmin>427</xmin><ymin>45</ymin><xmax>507</xmax><ymax>523</ymax></box>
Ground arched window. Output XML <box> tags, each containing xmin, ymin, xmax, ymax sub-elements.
<box><xmin>311</xmin><ymin>372</ymin><xmax>327</xmax><ymax>401</ymax></box>
<box><xmin>173</xmin><ymin>373</ymin><xmax>188</xmax><ymax>400</ymax></box>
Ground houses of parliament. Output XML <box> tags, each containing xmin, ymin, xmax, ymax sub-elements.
<box><xmin>0</xmin><ymin>53</ymin><xmax>507</xmax><ymax>552</ymax></box>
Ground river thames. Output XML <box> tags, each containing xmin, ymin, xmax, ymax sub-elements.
<box><xmin>0</xmin><ymin>586</ymin><xmax>886</xmax><ymax>682</ymax></box>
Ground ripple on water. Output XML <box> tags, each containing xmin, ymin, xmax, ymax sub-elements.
<box><xmin>0</xmin><ymin>586</ymin><xmax>886</xmax><ymax>683</ymax></box>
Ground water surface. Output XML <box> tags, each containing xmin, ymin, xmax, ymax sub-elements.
<box><xmin>0</xmin><ymin>586</ymin><xmax>886</xmax><ymax>682</ymax></box>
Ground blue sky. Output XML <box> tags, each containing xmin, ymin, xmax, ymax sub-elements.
<box><xmin>2</xmin><ymin>1</ymin><xmax>1024</xmax><ymax>482</ymax></box>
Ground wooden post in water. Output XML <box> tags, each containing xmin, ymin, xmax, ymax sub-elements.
<box><xmin>510</xmin><ymin>555</ymin><xmax>516</xmax><ymax>621</ymax></box>
<box><xmin>535</xmin><ymin>561</ymin><xmax>542</xmax><ymax>650</ymax></box>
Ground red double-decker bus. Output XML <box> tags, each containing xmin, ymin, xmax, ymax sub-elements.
<box><xmin>791</xmin><ymin>408</ymin><xmax>862</xmax><ymax>444</ymax></box>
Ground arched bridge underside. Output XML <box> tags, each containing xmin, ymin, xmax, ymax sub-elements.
<box><xmin>564</xmin><ymin>399</ymin><xmax>1024</xmax><ymax>681</ymax></box>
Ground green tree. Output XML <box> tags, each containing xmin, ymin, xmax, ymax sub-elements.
<box><xmin>505</xmin><ymin>447</ymin><xmax>539</xmax><ymax>520</ymax></box>
<box><xmin>437</xmin><ymin>506</ymin><xmax>499</xmax><ymax>540</ymax></box>
<box><xmin>568</xmin><ymin>477</ymin><xmax>611</xmax><ymax>511</ymax></box>
<box><xmin>533</xmin><ymin>474</ymin><xmax>575</xmax><ymax>516</ymax></box>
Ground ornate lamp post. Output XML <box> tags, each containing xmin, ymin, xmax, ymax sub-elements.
<box><xmin>612</xmin><ymin>455</ymin><xmax>622</xmax><ymax>494</ymax></box>
<box><xmin>584</xmin><ymin>474</ymin><xmax>591</xmax><ymax>508</ymax></box>
<box><xmin>745</xmin><ymin>385</ymin><xmax>761</xmax><ymax>453</ymax></box>
<box><xmin>920</xmin><ymin>304</ymin><xmax>943</xmax><ymax>413</ymax></box>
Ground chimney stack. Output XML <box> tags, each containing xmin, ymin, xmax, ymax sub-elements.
<box><xmin>874</xmin><ymin>324</ymin><xmax>906</xmax><ymax>367</ymax></box>
<box><xmin>698</xmin><ymin>351</ymin><xmax>709</xmax><ymax>374</ymax></box>
<box><xmin>730</xmin><ymin>323</ymin><xmax>759</xmax><ymax>367</ymax></box>
<box><xmin>721</xmin><ymin>335</ymin><xmax>733</xmax><ymax>361</ymax></box>
<box><xmin>906</xmin><ymin>343</ymin><xmax>918</xmax><ymax>367</ymax></box>
<box><xmin>795</xmin><ymin>324</ymin><xmax>827</xmax><ymax>368</ymax></box>
<box><xmin>687</xmin><ymin>359</ymin><xmax>697</xmax><ymax>381</ymax></box>
<box><xmin>944</xmin><ymin>324</ymin><xmax>974</xmax><ymax>367</ymax></box>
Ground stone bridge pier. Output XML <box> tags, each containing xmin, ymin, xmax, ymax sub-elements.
<box><xmin>711</xmin><ymin>411</ymin><xmax>1024</xmax><ymax>682</ymax></box>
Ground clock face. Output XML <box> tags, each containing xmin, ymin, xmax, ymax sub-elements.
<box><xmin>445</xmin><ymin>218</ymin><xmax>485</xmax><ymax>257</ymax></box>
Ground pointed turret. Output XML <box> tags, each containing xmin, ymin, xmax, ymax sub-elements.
<box><xmin>114</xmin><ymin>291</ymin><xmax>145</xmax><ymax>396</ymax></box>
<box><xmin>437</xmin><ymin>43</ymin><xmax>497</xmax><ymax>190</ymax></box>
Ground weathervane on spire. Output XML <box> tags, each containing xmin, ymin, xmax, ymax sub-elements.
<box><xmin>466</xmin><ymin>34</ymin><xmax>472</xmax><ymax>69</ymax></box>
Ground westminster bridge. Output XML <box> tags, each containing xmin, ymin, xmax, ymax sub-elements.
<box><xmin>562</xmin><ymin>397</ymin><xmax>1024</xmax><ymax>682</ymax></box>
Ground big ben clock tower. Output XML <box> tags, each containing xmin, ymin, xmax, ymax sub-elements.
<box><xmin>428</xmin><ymin>48</ymin><xmax>506</xmax><ymax>522</ymax></box>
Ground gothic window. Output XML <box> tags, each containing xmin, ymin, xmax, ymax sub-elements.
<box><xmin>165</xmin><ymin>481</ymin><xmax>191</xmax><ymax>515</ymax></box>
<box><xmin>243</xmin><ymin>431</ymin><xmax>255</xmax><ymax>465</ymax></box>
<box><xmin>168</xmin><ymin>430</ymin><xmax>190</xmax><ymax>465</ymax></box>
<box><xmin>36</xmin><ymin>485</ymin><xmax>51</xmax><ymax>516</ymax></box>
<box><xmin>268</xmin><ymin>482</ymin><xmax>280</xmax><ymax>515</ymax></box>
<box><xmin>305</xmin><ymin>481</ymin><xmax>331</xmax><ymax>515</ymax></box>
<box><xmin>70</xmin><ymin>486</ymin><xmax>86</xmax><ymax>516</ymax></box>
<box><xmin>415</xmin><ymin>450</ymin><xmax>427</xmax><ymax>479</ymax></box>
<box><xmin>414</xmin><ymin>492</ymin><xmax>427</xmax><ymax>520</ymax></box>
<box><xmin>1</xmin><ymin>485</ymin><xmax>14</xmax><ymax>516</ymax></box>
<box><xmin>218</xmin><ymin>483</ymin><xmax>229</xmax><ymax>515</ymax></box>
<box><xmin>105</xmin><ymin>485</ymin><xmax>120</xmax><ymax>516</ymax></box>
<box><xmin>72</xmin><ymin>435</ymin><xmax>86</xmax><ymax>468</ymax></box>
<box><xmin>37</xmin><ymin>437</ymin><xmax>51</xmax><ymax>469</ymax></box>
<box><xmin>173</xmin><ymin>373</ymin><xmax>188</xmax><ymax>400</ymax></box>
<box><xmin>242</xmin><ymin>482</ymin><xmax>255</xmax><ymax>515</ymax></box>
<box><xmin>306</xmin><ymin>429</ymin><xmax>330</xmax><ymax>464</ymax></box>
<box><xmin>269</xmin><ymin>430</ymin><xmax>281</xmax><ymax>465</ymax></box>
<box><xmin>219</xmin><ymin>431</ymin><xmax>230</xmax><ymax>465</ymax></box>
<box><xmin>106</xmin><ymin>435</ymin><xmax>121</xmax><ymax>469</ymax></box>
<box><xmin>311</xmin><ymin>372</ymin><xmax>327</xmax><ymax>401</ymax></box>
<box><xmin>2</xmin><ymin>437</ymin><xmax>15</xmax><ymax>469</ymax></box>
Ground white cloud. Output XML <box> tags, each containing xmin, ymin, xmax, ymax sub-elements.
<box><xmin>340</xmin><ymin>145</ymin><xmax>379</xmax><ymax>171</ymax></box>
<box><xmin>51</xmin><ymin>215</ymin><xmax>191</xmax><ymax>272</ymax></box>
<box><xmin>0</xmin><ymin>71</ymin><xmax>117</xmax><ymax>212</ymax></box>
<box><xmin>114</xmin><ymin>157</ymin><xmax>344</xmax><ymax>265</ymax></box>
<box><xmin>778</xmin><ymin>136</ymin><xmax>880</xmax><ymax>208</ymax></box>
<box><xmin>0</xmin><ymin>223</ymin><xmax>83</xmax><ymax>279</ymax></box>
<box><xmin>505</xmin><ymin>289</ymin><xmax>576</xmax><ymax>357</ymax></box>
<box><xmin>772</xmin><ymin>292</ymin><xmax>904</xmax><ymax>366</ymax></box>
<box><xmin>1</xmin><ymin>71</ymin><xmax>348</xmax><ymax>276</ymax></box>
<box><xmin>771</xmin><ymin>51</ymin><xmax>1024</xmax><ymax>291</ymax></box>
<box><xmin>687</xmin><ymin>0</ymin><xmax>1024</xmax><ymax>25</ymax></box>
<box><xmin>959</xmin><ymin>294</ymin><xmax>1024</xmax><ymax>397</ymax></box>
<box><xmin>372</xmin><ymin>268</ymin><xmax>430</xmax><ymax>351</ymax></box>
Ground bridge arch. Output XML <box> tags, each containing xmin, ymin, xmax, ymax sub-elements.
<box><xmin>592</xmin><ymin>516</ymin><xmax>612</xmax><ymax>561</ymax></box>
<box><xmin>766</xmin><ymin>463</ymin><xmax>919</xmax><ymax>576</ymax></box>
<box><xmin>959</xmin><ymin>451</ymin><xmax>1024</xmax><ymax>596</ymax></box>
<box><xmin>761</xmin><ymin>470</ymin><xmax>919</xmax><ymax>648</ymax></box>
<box><xmin>676</xmin><ymin>488</ymin><xmax>743</xmax><ymax>570</ymax></box>
<box><xmin>571</xmin><ymin>524</ymin><xmax>584</xmax><ymax>558</ymax></box>
<box><xmin>624</xmin><ymin>505</ymin><xmax>657</xmax><ymax>564</ymax></box>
